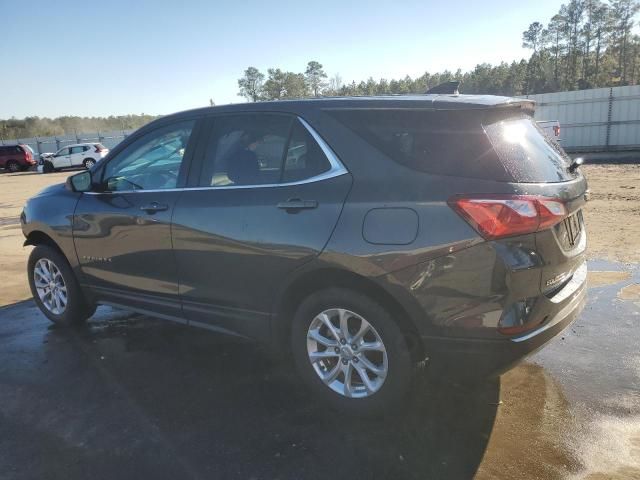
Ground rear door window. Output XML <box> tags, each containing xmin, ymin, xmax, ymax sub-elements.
<box><xmin>199</xmin><ymin>113</ymin><xmax>293</xmax><ymax>187</ymax></box>
<box><xmin>198</xmin><ymin>115</ymin><xmax>334</xmax><ymax>187</ymax></box>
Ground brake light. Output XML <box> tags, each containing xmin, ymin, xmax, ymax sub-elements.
<box><xmin>553</xmin><ymin>125</ymin><xmax>560</xmax><ymax>137</ymax></box>
<box><xmin>448</xmin><ymin>195</ymin><xmax>567</xmax><ymax>240</ymax></box>
<box><xmin>95</xmin><ymin>146</ymin><xmax>104</xmax><ymax>152</ymax></box>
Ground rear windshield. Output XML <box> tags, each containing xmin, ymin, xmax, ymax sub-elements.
<box><xmin>326</xmin><ymin>109</ymin><xmax>574</xmax><ymax>183</ymax></box>
<box><xmin>484</xmin><ymin>117</ymin><xmax>571</xmax><ymax>182</ymax></box>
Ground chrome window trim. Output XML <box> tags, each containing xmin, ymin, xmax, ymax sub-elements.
<box><xmin>84</xmin><ymin>116</ymin><xmax>348</xmax><ymax>195</ymax></box>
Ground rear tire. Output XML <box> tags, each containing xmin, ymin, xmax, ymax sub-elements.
<box><xmin>83</xmin><ymin>158</ymin><xmax>96</xmax><ymax>169</ymax></box>
<box><xmin>291</xmin><ymin>288</ymin><xmax>413</xmax><ymax>415</ymax></box>
<box><xmin>28</xmin><ymin>245</ymin><xmax>95</xmax><ymax>327</ymax></box>
<box><xmin>6</xmin><ymin>160</ymin><xmax>19</xmax><ymax>173</ymax></box>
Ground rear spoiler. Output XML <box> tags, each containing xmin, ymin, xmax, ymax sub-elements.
<box><xmin>425</xmin><ymin>81</ymin><xmax>461</xmax><ymax>95</ymax></box>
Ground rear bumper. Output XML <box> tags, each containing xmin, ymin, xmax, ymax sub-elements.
<box><xmin>423</xmin><ymin>279</ymin><xmax>586</xmax><ymax>379</ymax></box>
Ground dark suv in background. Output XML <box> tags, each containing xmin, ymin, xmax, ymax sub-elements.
<box><xmin>21</xmin><ymin>95</ymin><xmax>588</xmax><ymax>414</ymax></box>
<box><xmin>1</xmin><ymin>144</ymin><xmax>36</xmax><ymax>172</ymax></box>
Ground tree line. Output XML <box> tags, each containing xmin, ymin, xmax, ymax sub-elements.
<box><xmin>0</xmin><ymin>114</ymin><xmax>160</xmax><ymax>141</ymax></box>
<box><xmin>238</xmin><ymin>0</ymin><xmax>640</xmax><ymax>101</ymax></box>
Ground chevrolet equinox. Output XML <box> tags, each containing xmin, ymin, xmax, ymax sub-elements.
<box><xmin>21</xmin><ymin>95</ymin><xmax>588</xmax><ymax>414</ymax></box>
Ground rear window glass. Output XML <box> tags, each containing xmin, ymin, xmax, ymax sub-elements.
<box><xmin>327</xmin><ymin>109</ymin><xmax>574</xmax><ymax>183</ymax></box>
<box><xmin>484</xmin><ymin>117</ymin><xmax>572</xmax><ymax>183</ymax></box>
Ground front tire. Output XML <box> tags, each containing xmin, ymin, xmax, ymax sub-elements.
<box><xmin>28</xmin><ymin>245</ymin><xmax>94</xmax><ymax>327</ymax></box>
<box><xmin>6</xmin><ymin>160</ymin><xmax>19</xmax><ymax>173</ymax></box>
<box><xmin>291</xmin><ymin>288</ymin><xmax>413</xmax><ymax>415</ymax></box>
<box><xmin>42</xmin><ymin>161</ymin><xmax>54</xmax><ymax>173</ymax></box>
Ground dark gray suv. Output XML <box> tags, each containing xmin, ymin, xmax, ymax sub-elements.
<box><xmin>21</xmin><ymin>95</ymin><xmax>588</xmax><ymax>414</ymax></box>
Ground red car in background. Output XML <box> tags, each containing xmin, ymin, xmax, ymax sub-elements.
<box><xmin>0</xmin><ymin>144</ymin><xmax>37</xmax><ymax>172</ymax></box>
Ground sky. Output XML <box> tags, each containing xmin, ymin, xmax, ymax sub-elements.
<box><xmin>1</xmin><ymin>0</ymin><xmax>565</xmax><ymax>119</ymax></box>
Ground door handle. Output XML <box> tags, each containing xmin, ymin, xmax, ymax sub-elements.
<box><xmin>277</xmin><ymin>198</ymin><xmax>318</xmax><ymax>211</ymax></box>
<box><xmin>140</xmin><ymin>202</ymin><xmax>169</xmax><ymax>213</ymax></box>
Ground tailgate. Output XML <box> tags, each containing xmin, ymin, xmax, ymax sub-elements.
<box><xmin>535</xmin><ymin>185</ymin><xmax>588</xmax><ymax>295</ymax></box>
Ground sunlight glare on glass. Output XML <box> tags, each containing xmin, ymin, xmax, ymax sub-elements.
<box><xmin>503</xmin><ymin>122</ymin><xmax>527</xmax><ymax>144</ymax></box>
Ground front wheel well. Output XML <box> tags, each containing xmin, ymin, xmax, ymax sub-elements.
<box><xmin>24</xmin><ymin>231</ymin><xmax>63</xmax><ymax>255</ymax></box>
<box><xmin>274</xmin><ymin>268</ymin><xmax>425</xmax><ymax>363</ymax></box>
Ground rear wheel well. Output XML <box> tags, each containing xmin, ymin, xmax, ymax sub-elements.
<box><xmin>274</xmin><ymin>268</ymin><xmax>425</xmax><ymax>363</ymax></box>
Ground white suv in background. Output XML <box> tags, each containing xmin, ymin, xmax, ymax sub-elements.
<box><xmin>39</xmin><ymin>143</ymin><xmax>109</xmax><ymax>173</ymax></box>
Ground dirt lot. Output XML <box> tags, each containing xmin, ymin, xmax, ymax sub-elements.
<box><xmin>1</xmin><ymin>164</ymin><xmax>638</xmax><ymax>307</ymax></box>
<box><xmin>0</xmin><ymin>171</ymin><xmax>71</xmax><ymax>306</ymax></box>
<box><xmin>581</xmin><ymin>164</ymin><xmax>640</xmax><ymax>264</ymax></box>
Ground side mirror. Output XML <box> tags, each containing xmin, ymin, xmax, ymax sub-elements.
<box><xmin>66</xmin><ymin>170</ymin><xmax>93</xmax><ymax>192</ymax></box>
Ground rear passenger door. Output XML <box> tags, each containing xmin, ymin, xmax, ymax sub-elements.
<box><xmin>172</xmin><ymin>113</ymin><xmax>352</xmax><ymax>339</ymax></box>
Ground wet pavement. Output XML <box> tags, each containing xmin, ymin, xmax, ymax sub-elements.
<box><xmin>0</xmin><ymin>259</ymin><xmax>638</xmax><ymax>480</ymax></box>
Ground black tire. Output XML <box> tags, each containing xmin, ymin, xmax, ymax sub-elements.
<box><xmin>6</xmin><ymin>160</ymin><xmax>19</xmax><ymax>173</ymax></box>
<box><xmin>291</xmin><ymin>288</ymin><xmax>413</xmax><ymax>415</ymax></box>
<box><xmin>83</xmin><ymin>158</ymin><xmax>96</xmax><ymax>169</ymax></box>
<box><xmin>42</xmin><ymin>161</ymin><xmax>54</xmax><ymax>173</ymax></box>
<box><xmin>27</xmin><ymin>245</ymin><xmax>95</xmax><ymax>327</ymax></box>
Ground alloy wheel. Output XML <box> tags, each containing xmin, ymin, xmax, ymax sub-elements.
<box><xmin>33</xmin><ymin>258</ymin><xmax>68</xmax><ymax>315</ymax></box>
<box><xmin>306</xmin><ymin>308</ymin><xmax>388</xmax><ymax>398</ymax></box>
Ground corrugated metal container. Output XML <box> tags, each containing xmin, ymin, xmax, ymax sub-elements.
<box><xmin>522</xmin><ymin>86</ymin><xmax>640</xmax><ymax>152</ymax></box>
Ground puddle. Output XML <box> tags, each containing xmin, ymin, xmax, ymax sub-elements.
<box><xmin>619</xmin><ymin>284</ymin><xmax>640</xmax><ymax>301</ymax></box>
<box><xmin>568</xmin><ymin>411</ymin><xmax>640</xmax><ymax>480</ymax></box>
<box><xmin>588</xmin><ymin>271</ymin><xmax>631</xmax><ymax>287</ymax></box>
<box><xmin>532</xmin><ymin>258</ymin><xmax>640</xmax><ymax>479</ymax></box>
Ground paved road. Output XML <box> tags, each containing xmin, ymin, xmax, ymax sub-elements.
<box><xmin>0</xmin><ymin>260</ymin><xmax>638</xmax><ymax>479</ymax></box>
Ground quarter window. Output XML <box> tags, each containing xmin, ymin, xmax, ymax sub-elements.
<box><xmin>102</xmin><ymin>120</ymin><xmax>194</xmax><ymax>191</ymax></box>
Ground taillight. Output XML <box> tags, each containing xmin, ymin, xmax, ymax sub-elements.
<box><xmin>95</xmin><ymin>146</ymin><xmax>104</xmax><ymax>152</ymax></box>
<box><xmin>553</xmin><ymin>125</ymin><xmax>560</xmax><ymax>137</ymax></box>
<box><xmin>448</xmin><ymin>195</ymin><xmax>567</xmax><ymax>240</ymax></box>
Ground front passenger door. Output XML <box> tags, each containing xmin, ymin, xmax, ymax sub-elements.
<box><xmin>73</xmin><ymin>119</ymin><xmax>199</xmax><ymax>319</ymax></box>
<box><xmin>52</xmin><ymin>147</ymin><xmax>72</xmax><ymax>168</ymax></box>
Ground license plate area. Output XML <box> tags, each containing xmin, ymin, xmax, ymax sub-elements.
<box><xmin>554</xmin><ymin>210</ymin><xmax>583</xmax><ymax>250</ymax></box>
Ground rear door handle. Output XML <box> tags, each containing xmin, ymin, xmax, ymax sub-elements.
<box><xmin>277</xmin><ymin>198</ymin><xmax>318</xmax><ymax>211</ymax></box>
<box><xmin>140</xmin><ymin>202</ymin><xmax>169</xmax><ymax>213</ymax></box>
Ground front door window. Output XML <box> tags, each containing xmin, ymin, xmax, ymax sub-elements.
<box><xmin>103</xmin><ymin>120</ymin><xmax>195</xmax><ymax>191</ymax></box>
